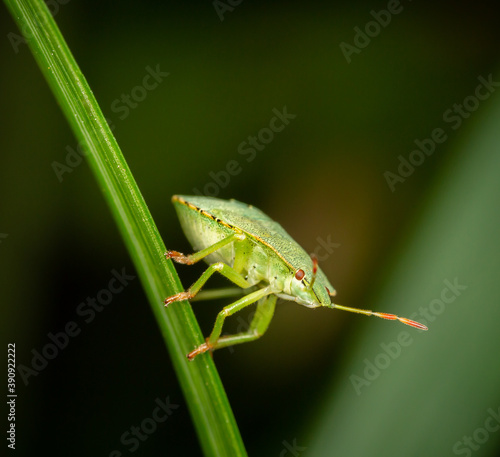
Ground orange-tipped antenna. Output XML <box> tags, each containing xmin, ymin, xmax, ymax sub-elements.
<box><xmin>308</xmin><ymin>255</ymin><xmax>318</xmax><ymax>291</ymax></box>
<box><xmin>331</xmin><ymin>303</ymin><xmax>428</xmax><ymax>330</ymax></box>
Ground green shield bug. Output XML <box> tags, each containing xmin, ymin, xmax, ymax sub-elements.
<box><xmin>164</xmin><ymin>195</ymin><xmax>427</xmax><ymax>360</ymax></box>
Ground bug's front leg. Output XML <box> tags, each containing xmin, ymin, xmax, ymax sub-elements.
<box><xmin>197</xmin><ymin>294</ymin><xmax>277</xmax><ymax>355</ymax></box>
<box><xmin>187</xmin><ymin>286</ymin><xmax>275</xmax><ymax>360</ymax></box>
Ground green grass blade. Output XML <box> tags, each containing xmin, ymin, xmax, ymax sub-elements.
<box><xmin>3</xmin><ymin>0</ymin><xmax>247</xmax><ymax>455</ymax></box>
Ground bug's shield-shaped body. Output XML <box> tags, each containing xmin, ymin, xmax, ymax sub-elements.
<box><xmin>167</xmin><ymin>195</ymin><xmax>427</xmax><ymax>360</ymax></box>
<box><xmin>172</xmin><ymin>195</ymin><xmax>335</xmax><ymax>308</ymax></box>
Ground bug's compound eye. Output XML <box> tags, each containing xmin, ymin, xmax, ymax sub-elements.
<box><xmin>295</xmin><ymin>269</ymin><xmax>305</xmax><ymax>281</ymax></box>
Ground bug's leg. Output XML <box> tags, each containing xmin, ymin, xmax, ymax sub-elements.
<box><xmin>204</xmin><ymin>294</ymin><xmax>277</xmax><ymax>352</ymax></box>
<box><xmin>187</xmin><ymin>286</ymin><xmax>275</xmax><ymax>360</ymax></box>
<box><xmin>165</xmin><ymin>232</ymin><xmax>245</xmax><ymax>265</ymax></box>
<box><xmin>164</xmin><ymin>262</ymin><xmax>253</xmax><ymax>306</ymax></box>
<box><xmin>192</xmin><ymin>286</ymin><xmax>257</xmax><ymax>302</ymax></box>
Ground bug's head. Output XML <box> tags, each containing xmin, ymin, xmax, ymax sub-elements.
<box><xmin>289</xmin><ymin>255</ymin><xmax>336</xmax><ymax>308</ymax></box>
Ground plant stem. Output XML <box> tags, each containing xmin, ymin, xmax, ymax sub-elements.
<box><xmin>3</xmin><ymin>0</ymin><xmax>247</xmax><ymax>455</ymax></box>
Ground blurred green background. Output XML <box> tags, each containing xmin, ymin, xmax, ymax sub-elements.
<box><xmin>2</xmin><ymin>1</ymin><xmax>500</xmax><ymax>456</ymax></box>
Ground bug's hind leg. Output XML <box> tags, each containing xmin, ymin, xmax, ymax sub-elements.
<box><xmin>165</xmin><ymin>232</ymin><xmax>245</xmax><ymax>265</ymax></box>
<box><xmin>164</xmin><ymin>231</ymin><xmax>251</xmax><ymax>305</ymax></box>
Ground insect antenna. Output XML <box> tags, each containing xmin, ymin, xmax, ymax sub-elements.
<box><xmin>330</xmin><ymin>299</ymin><xmax>428</xmax><ymax>330</ymax></box>
<box><xmin>307</xmin><ymin>254</ymin><xmax>318</xmax><ymax>291</ymax></box>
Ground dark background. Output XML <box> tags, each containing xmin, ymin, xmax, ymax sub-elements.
<box><xmin>2</xmin><ymin>1</ymin><xmax>500</xmax><ymax>456</ymax></box>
